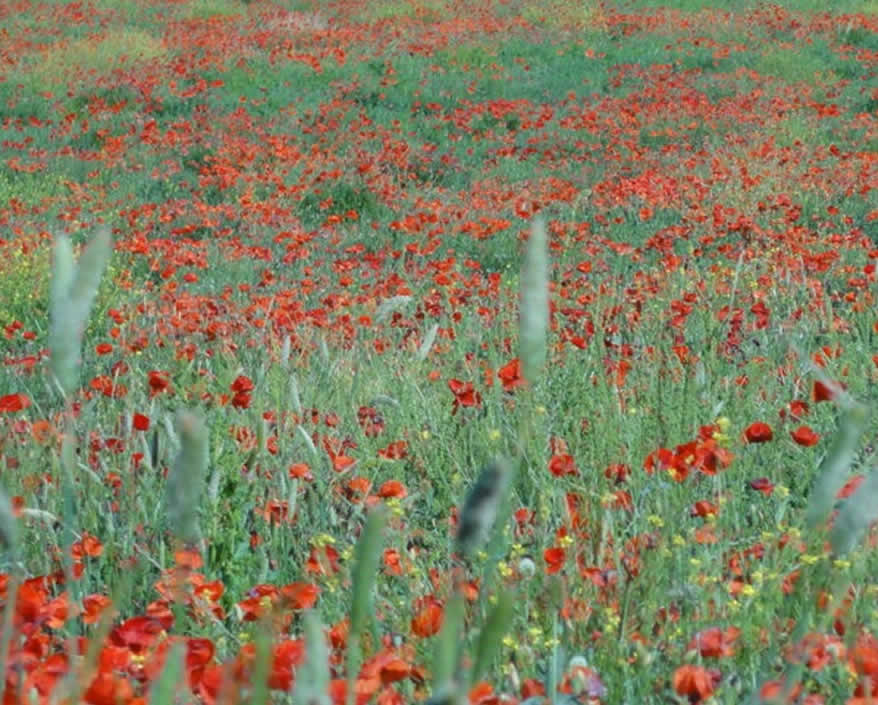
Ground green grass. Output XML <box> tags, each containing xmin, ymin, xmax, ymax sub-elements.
<box><xmin>0</xmin><ymin>1</ymin><xmax>877</xmax><ymax>704</ymax></box>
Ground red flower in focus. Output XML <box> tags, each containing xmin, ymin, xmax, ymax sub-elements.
<box><xmin>744</xmin><ymin>422</ymin><xmax>773</xmax><ymax>443</ymax></box>
<box><xmin>0</xmin><ymin>393</ymin><xmax>30</xmax><ymax>413</ymax></box>
<box><xmin>790</xmin><ymin>426</ymin><xmax>820</xmax><ymax>447</ymax></box>
<box><xmin>672</xmin><ymin>664</ymin><xmax>720</xmax><ymax>703</ymax></box>
<box><xmin>497</xmin><ymin>358</ymin><xmax>526</xmax><ymax>392</ymax></box>
<box><xmin>448</xmin><ymin>379</ymin><xmax>481</xmax><ymax>415</ymax></box>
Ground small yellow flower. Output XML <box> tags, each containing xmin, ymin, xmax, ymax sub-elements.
<box><xmin>488</xmin><ymin>429</ymin><xmax>502</xmax><ymax>441</ymax></box>
<box><xmin>647</xmin><ymin>514</ymin><xmax>665</xmax><ymax>528</ymax></box>
<box><xmin>716</xmin><ymin>416</ymin><xmax>731</xmax><ymax>433</ymax></box>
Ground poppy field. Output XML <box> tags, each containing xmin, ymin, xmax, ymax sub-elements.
<box><xmin>0</xmin><ymin>0</ymin><xmax>877</xmax><ymax>703</ymax></box>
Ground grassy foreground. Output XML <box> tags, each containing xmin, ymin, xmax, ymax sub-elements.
<box><xmin>0</xmin><ymin>0</ymin><xmax>877</xmax><ymax>703</ymax></box>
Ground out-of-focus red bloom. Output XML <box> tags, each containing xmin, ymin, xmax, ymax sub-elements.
<box><xmin>749</xmin><ymin>477</ymin><xmax>775</xmax><ymax>496</ymax></box>
<box><xmin>280</xmin><ymin>581</ymin><xmax>320</xmax><ymax>610</ymax></box>
<box><xmin>672</xmin><ymin>664</ymin><xmax>720</xmax><ymax>703</ymax></box>
<box><xmin>544</xmin><ymin>547</ymin><xmax>565</xmax><ymax>574</ymax></box>
<box><xmin>548</xmin><ymin>453</ymin><xmax>578</xmax><ymax>477</ymax></box>
<box><xmin>813</xmin><ymin>380</ymin><xmax>845</xmax><ymax>403</ymax></box>
<box><xmin>378</xmin><ymin>441</ymin><xmax>408</xmax><ymax>461</ymax></box>
<box><xmin>411</xmin><ymin>596</ymin><xmax>442</xmax><ymax>638</ymax></box>
<box><xmin>781</xmin><ymin>400</ymin><xmax>810</xmax><ymax>419</ymax></box>
<box><xmin>148</xmin><ymin>370</ymin><xmax>172</xmax><ymax>397</ymax></box>
<box><xmin>759</xmin><ymin>679</ymin><xmax>803</xmax><ymax>702</ymax></box>
<box><xmin>110</xmin><ymin>615</ymin><xmax>166</xmax><ymax>653</ymax></box>
<box><xmin>744</xmin><ymin>422</ymin><xmax>773</xmax><ymax>443</ymax></box>
<box><xmin>83</xmin><ymin>671</ymin><xmax>135</xmax><ymax>705</ymax></box>
<box><xmin>0</xmin><ymin>393</ymin><xmax>30</xmax><ymax>413</ymax></box>
<box><xmin>837</xmin><ymin>475</ymin><xmax>865</xmax><ymax>499</ymax></box>
<box><xmin>230</xmin><ymin>375</ymin><xmax>254</xmax><ymax>409</ymax></box>
<box><xmin>849</xmin><ymin>632</ymin><xmax>878</xmax><ymax>697</ymax></box>
<box><xmin>688</xmin><ymin>626</ymin><xmax>740</xmax><ymax>659</ymax></box>
<box><xmin>791</xmin><ymin>426</ymin><xmax>820</xmax><ymax>447</ymax></box>
<box><xmin>306</xmin><ymin>545</ymin><xmax>340</xmax><ymax>575</ymax></box>
<box><xmin>378</xmin><ymin>479</ymin><xmax>407</xmax><ymax>498</ymax></box>
<box><xmin>690</xmin><ymin>500</ymin><xmax>718</xmax><ymax>518</ymax></box>
<box><xmin>82</xmin><ymin>594</ymin><xmax>113</xmax><ymax>625</ymax></box>
<box><xmin>604</xmin><ymin>463</ymin><xmax>630</xmax><ymax>484</ymax></box>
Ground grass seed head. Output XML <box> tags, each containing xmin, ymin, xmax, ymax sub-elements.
<box><xmin>456</xmin><ymin>457</ymin><xmax>512</xmax><ymax>558</ymax></box>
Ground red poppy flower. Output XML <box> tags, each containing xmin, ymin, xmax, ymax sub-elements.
<box><xmin>448</xmin><ymin>379</ymin><xmax>482</xmax><ymax>414</ymax></box>
<box><xmin>749</xmin><ymin>477</ymin><xmax>775</xmax><ymax>496</ymax></box>
<box><xmin>744</xmin><ymin>422</ymin><xmax>773</xmax><ymax>443</ymax></box>
<box><xmin>0</xmin><ymin>393</ymin><xmax>30</xmax><ymax>413</ymax></box>
<box><xmin>411</xmin><ymin>597</ymin><xmax>442</xmax><ymax>638</ymax></box>
<box><xmin>497</xmin><ymin>358</ymin><xmax>526</xmax><ymax>392</ymax></box>
<box><xmin>672</xmin><ymin>664</ymin><xmax>720</xmax><ymax>703</ymax></box>
<box><xmin>813</xmin><ymin>380</ymin><xmax>844</xmax><ymax>403</ymax></box>
<box><xmin>790</xmin><ymin>426</ymin><xmax>820</xmax><ymax>447</ymax></box>
<box><xmin>378</xmin><ymin>479</ymin><xmax>407</xmax><ymax>498</ymax></box>
<box><xmin>548</xmin><ymin>454</ymin><xmax>579</xmax><ymax>477</ymax></box>
<box><xmin>688</xmin><ymin>626</ymin><xmax>740</xmax><ymax>659</ymax></box>
<box><xmin>544</xmin><ymin>547</ymin><xmax>566</xmax><ymax>574</ymax></box>
<box><xmin>690</xmin><ymin>500</ymin><xmax>719</xmax><ymax>518</ymax></box>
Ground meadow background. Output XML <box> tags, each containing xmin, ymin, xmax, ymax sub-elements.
<box><xmin>0</xmin><ymin>0</ymin><xmax>877</xmax><ymax>703</ymax></box>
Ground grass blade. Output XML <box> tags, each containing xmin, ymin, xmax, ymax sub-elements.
<box><xmin>349</xmin><ymin>505</ymin><xmax>387</xmax><ymax>637</ymax></box>
<box><xmin>519</xmin><ymin>217</ymin><xmax>549</xmax><ymax>386</ymax></box>
<box><xmin>293</xmin><ymin>610</ymin><xmax>331</xmax><ymax>705</ymax></box>
<box><xmin>804</xmin><ymin>403</ymin><xmax>868</xmax><ymax>529</ymax></box>
<box><xmin>457</xmin><ymin>458</ymin><xmax>512</xmax><ymax>559</ymax></box>
<box><xmin>148</xmin><ymin>641</ymin><xmax>185</xmax><ymax>705</ymax></box>
<box><xmin>166</xmin><ymin>410</ymin><xmax>209</xmax><ymax>545</ymax></box>
<box><xmin>417</xmin><ymin>323</ymin><xmax>439</xmax><ymax>362</ymax></box>
<box><xmin>431</xmin><ymin>591</ymin><xmax>465</xmax><ymax>692</ymax></box>
<box><xmin>346</xmin><ymin>505</ymin><xmax>387</xmax><ymax>705</ymax></box>
<box><xmin>830</xmin><ymin>463</ymin><xmax>878</xmax><ymax>556</ymax></box>
<box><xmin>470</xmin><ymin>589</ymin><xmax>516</xmax><ymax>685</ymax></box>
